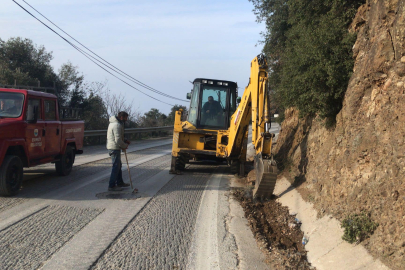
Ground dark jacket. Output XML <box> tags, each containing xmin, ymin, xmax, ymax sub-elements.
<box><xmin>202</xmin><ymin>100</ymin><xmax>222</xmax><ymax>117</ymax></box>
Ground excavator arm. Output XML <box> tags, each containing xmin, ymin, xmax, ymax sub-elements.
<box><xmin>226</xmin><ymin>54</ymin><xmax>277</xmax><ymax>198</ymax></box>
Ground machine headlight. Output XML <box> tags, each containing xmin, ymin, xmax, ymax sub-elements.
<box><xmin>217</xmin><ymin>82</ymin><xmax>223</xmax><ymax>85</ymax></box>
<box><xmin>223</xmin><ymin>82</ymin><xmax>228</xmax><ymax>86</ymax></box>
<box><xmin>208</xmin><ymin>81</ymin><xmax>213</xmax><ymax>84</ymax></box>
<box><xmin>202</xmin><ymin>80</ymin><xmax>207</xmax><ymax>83</ymax></box>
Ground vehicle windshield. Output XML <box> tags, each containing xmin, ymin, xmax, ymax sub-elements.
<box><xmin>0</xmin><ymin>92</ymin><xmax>25</xmax><ymax>118</ymax></box>
<box><xmin>200</xmin><ymin>85</ymin><xmax>228</xmax><ymax>128</ymax></box>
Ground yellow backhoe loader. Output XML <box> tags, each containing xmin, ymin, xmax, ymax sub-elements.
<box><xmin>170</xmin><ymin>54</ymin><xmax>277</xmax><ymax>198</ymax></box>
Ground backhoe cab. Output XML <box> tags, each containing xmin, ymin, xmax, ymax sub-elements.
<box><xmin>171</xmin><ymin>54</ymin><xmax>278</xmax><ymax>198</ymax></box>
<box><xmin>187</xmin><ymin>78</ymin><xmax>238</xmax><ymax>130</ymax></box>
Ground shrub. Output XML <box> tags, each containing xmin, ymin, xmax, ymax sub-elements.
<box><xmin>341</xmin><ymin>212</ymin><xmax>379</xmax><ymax>244</ymax></box>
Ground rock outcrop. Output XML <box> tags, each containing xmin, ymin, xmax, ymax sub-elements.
<box><xmin>274</xmin><ymin>1</ymin><xmax>405</xmax><ymax>269</ymax></box>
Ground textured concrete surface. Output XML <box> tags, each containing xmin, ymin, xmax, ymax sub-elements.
<box><xmin>0</xmin><ymin>131</ymin><xmax>279</xmax><ymax>270</ymax></box>
<box><xmin>0</xmin><ymin>144</ymin><xmax>174</xmax><ymax>270</ymax></box>
<box><xmin>0</xmin><ymin>197</ymin><xmax>26</xmax><ymax>214</ymax></box>
<box><xmin>0</xmin><ymin>205</ymin><xmax>103</xmax><ymax>270</ymax></box>
<box><xmin>40</xmin><ymin>155</ymin><xmax>174</xmax><ymax>270</ymax></box>
<box><xmin>92</xmin><ymin>165</ymin><xmax>212</xmax><ymax>270</ymax></box>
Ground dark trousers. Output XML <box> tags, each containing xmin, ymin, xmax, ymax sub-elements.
<box><xmin>109</xmin><ymin>150</ymin><xmax>124</xmax><ymax>188</ymax></box>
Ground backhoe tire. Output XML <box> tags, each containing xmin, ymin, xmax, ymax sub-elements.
<box><xmin>56</xmin><ymin>146</ymin><xmax>74</xmax><ymax>176</ymax></box>
<box><xmin>175</xmin><ymin>154</ymin><xmax>187</xmax><ymax>171</ymax></box>
<box><xmin>0</xmin><ymin>155</ymin><xmax>23</xmax><ymax>196</ymax></box>
<box><xmin>230</xmin><ymin>160</ymin><xmax>240</xmax><ymax>175</ymax></box>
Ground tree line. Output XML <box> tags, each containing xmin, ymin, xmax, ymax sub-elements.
<box><xmin>250</xmin><ymin>0</ymin><xmax>364</xmax><ymax>124</ymax></box>
<box><xmin>0</xmin><ymin>37</ymin><xmax>186</xmax><ymax>130</ymax></box>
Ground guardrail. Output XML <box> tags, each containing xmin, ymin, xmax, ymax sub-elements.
<box><xmin>84</xmin><ymin>126</ymin><xmax>173</xmax><ymax>137</ymax></box>
<box><xmin>83</xmin><ymin>126</ymin><xmax>173</xmax><ymax>145</ymax></box>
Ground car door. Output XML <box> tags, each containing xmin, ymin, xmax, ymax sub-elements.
<box><xmin>44</xmin><ymin>99</ymin><xmax>61</xmax><ymax>156</ymax></box>
<box><xmin>25</xmin><ymin>97</ymin><xmax>45</xmax><ymax>159</ymax></box>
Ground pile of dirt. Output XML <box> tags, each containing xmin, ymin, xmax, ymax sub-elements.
<box><xmin>233</xmin><ymin>189</ymin><xmax>314</xmax><ymax>270</ymax></box>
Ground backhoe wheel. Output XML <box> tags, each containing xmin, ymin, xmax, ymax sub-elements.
<box><xmin>230</xmin><ymin>160</ymin><xmax>240</xmax><ymax>175</ymax></box>
<box><xmin>0</xmin><ymin>155</ymin><xmax>23</xmax><ymax>196</ymax></box>
<box><xmin>56</xmin><ymin>146</ymin><xmax>74</xmax><ymax>176</ymax></box>
<box><xmin>175</xmin><ymin>154</ymin><xmax>187</xmax><ymax>171</ymax></box>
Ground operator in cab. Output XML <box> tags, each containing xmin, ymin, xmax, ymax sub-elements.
<box><xmin>202</xmin><ymin>96</ymin><xmax>223</xmax><ymax>125</ymax></box>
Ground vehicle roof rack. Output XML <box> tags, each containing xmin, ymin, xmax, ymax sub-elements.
<box><xmin>0</xmin><ymin>84</ymin><xmax>57</xmax><ymax>95</ymax></box>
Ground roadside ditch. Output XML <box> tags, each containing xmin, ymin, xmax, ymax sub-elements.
<box><xmin>232</xmin><ymin>174</ymin><xmax>315</xmax><ymax>270</ymax></box>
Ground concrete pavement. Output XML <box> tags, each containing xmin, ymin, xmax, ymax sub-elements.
<box><xmin>187</xmin><ymin>169</ymin><xmax>270</xmax><ymax>270</ymax></box>
<box><xmin>275</xmin><ymin>177</ymin><xmax>390</xmax><ymax>270</ymax></box>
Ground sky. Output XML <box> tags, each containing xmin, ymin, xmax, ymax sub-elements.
<box><xmin>1</xmin><ymin>0</ymin><xmax>265</xmax><ymax>114</ymax></box>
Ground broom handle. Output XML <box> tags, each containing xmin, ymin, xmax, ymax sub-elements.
<box><xmin>123</xmin><ymin>149</ymin><xmax>133</xmax><ymax>189</ymax></box>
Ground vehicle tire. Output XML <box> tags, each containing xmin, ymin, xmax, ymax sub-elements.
<box><xmin>175</xmin><ymin>154</ymin><xmax>187</xmax><ymax>171</ymax></box>
<box><xmin>55</xmin><ymin>146</ymin><xmax>74</xmax><ymax>176</ymax></box>
<box><xmin>230</xmin><ymin>160</ymin><xmax>240</xmax><ymax>175</ymax></box>
<box><xmin>0</xmin><ymin>155</ymin><xmax>23</xmax><ymax>196</ymax></box>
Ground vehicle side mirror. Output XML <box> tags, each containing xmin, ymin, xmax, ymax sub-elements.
<box><xmin>186</xmin><ymin>92</ymin><xmax>192</xmax><ymax>100</ymax></box>
<box><xmin>27</xmin><ymin>105</ymin><xmax>38</xmax><ymax>124</ymax></box>
<box><xmin>236</xmin><ymin>97</ymin><xmax>241</xmax><ymax>104</ymax></box>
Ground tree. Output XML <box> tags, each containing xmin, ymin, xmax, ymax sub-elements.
<box><xmin>165</xmin><ymin>105</ymin><xmax>187</xmax><ymax>125</ymax></box>
<box><xmin>250</xmin><ymin>0</ymin><xmax>364</xmax><ymax>122</ymax></box>
<box><xmin>81</xmin><ymin>90</ymin><xmax>108</xmax><ymax>130</ymax></box>
<box><xmin>99</xmin><ymin>83</ymin><xmax>141</xmax><ymax>128</ymax></box>
<box><xmin>58</xmin><ymin>61</ymin><xmax>86</xmax><ymax>105</ymax></box>
<box><xmin>141</xmin><ymin>108</ymin><xmax>167</xmax><ymax>127</ymax></box>
<box><xmin>0</xmin><ymin>37</ymin><xmax>142</xmax><ymax>130</ymax></box>
<box><xmin>249</xmin><ymin>0</ymin><xmax>290</xmax><ymax>91</ymax></box>
<box><xmin>0</xmin><ymin>37</ymin><xmax>58</xmax><ymax>87</ymax></box>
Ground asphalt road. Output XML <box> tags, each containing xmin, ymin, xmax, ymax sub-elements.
<box><xmin>0</xmin><ymin>134</ymin><xmax>273</xmax><ymax>270</ymax></box>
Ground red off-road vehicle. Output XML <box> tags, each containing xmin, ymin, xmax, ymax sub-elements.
<box><xmin>0</xmin><ymin>87</ymin><xmax>84</xmax><ymax>196</ymax></box>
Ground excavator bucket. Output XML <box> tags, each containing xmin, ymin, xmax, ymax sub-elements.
<box><xmin>253</xmin><ymin>154</ymin><xmax>278</xmax><ymax>199</ymax></box>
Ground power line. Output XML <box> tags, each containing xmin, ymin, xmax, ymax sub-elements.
<box><xmin>18</xmin><ymin>0</ymin><xmax>186</xmax><ymax>103</ymax></box>
<box><xmin>12</xmin><ymin>0</ymin><xmax>175</xmax><ymax>106</ymax></box>
<box><xmin>18</xmin><ymin>0</ymin><xmax>186</xmax><ymax>102</ymax></box>
<box><xmin>13</xmin><ymin>0</ymin><xmax>188</xmax><ymax>104</ymax></box>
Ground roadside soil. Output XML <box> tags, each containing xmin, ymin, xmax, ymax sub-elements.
<box><xmin>232</xmin><ymin>177</ymin><xmax>314</xmax><ymax>270</ymax></box>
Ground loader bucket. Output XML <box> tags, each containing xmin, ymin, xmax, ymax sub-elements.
<box><xmin>253</xmin><ymin>154</ymin><xmax>278</xmax><ymax>199</ymax></box>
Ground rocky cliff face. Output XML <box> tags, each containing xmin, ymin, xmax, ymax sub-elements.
<box><xmin>274</xmin><ymin>1</ymin><xmax>405</xmax><ymax>268</ymax></box>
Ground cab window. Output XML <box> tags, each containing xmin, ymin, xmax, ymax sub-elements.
<box><xmin>44</xmin><ymin>100</ymin><xmax>56</xmax><ymax>120</ymax></box>
<box><xmin>200</xmin><ymin>85</ymin><xmax>227</xmax><ymax>128</ymax></box>
<box><xmin>0</xmin><ymin>92</ymin><xmax>25</xmax><ymax>118</ymax></box>
<box><xmin>187</xmin><ymin>83</ymin><xmax>200</xmax><ymax>126</ymax></box>
<box><xmin>26</xmin><ymin>99</ymin><xmax>42</xmax><ymax>120</ymax></box>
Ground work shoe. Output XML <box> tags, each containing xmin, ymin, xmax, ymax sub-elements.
<box><xmin>117</xmin><ymin>182</ymin><xmax>130</xmax><ymax>188</ymax></box>
<box><xmin>108</xmin><ymin>186</ymin><xmax>123</xmax><ymax>191</ymax></box>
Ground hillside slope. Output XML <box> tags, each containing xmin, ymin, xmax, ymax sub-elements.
<box><xmin>274</xmin><ymin>1</ymin><xmax>405</xmax><ymax>269</ymax></box>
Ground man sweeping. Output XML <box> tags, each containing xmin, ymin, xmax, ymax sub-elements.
<box><xmin>106</xmin><ymin>111</ymin><xmax>135</xmax><ymax>191</ymax></box>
